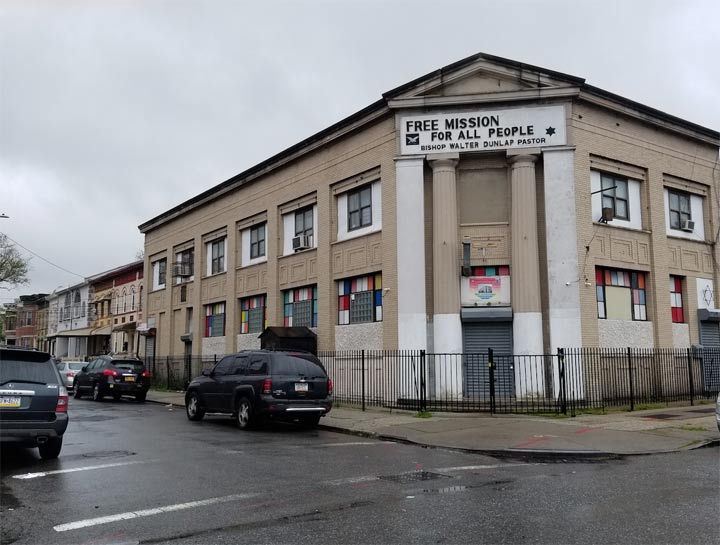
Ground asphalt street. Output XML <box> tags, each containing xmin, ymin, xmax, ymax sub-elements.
<box><xmin>1</xmin><ymin>397</ymin><xmax>718</xmax><ymax>545</ymax></box>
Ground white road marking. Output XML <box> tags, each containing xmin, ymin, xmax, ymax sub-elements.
<box><xmin>315</xmin><ymin>441</ymin><xmax>393</xmax><ymax>448</ymax></box>
<box><xmin>12</xmin><ymin>460</ymin><xmax>155</xmax><ymax>480</ymax></box>
<box><xmin>432</xmin><ymin>464</ymin><xmax>529</xmax><ymax>472</ymax></box>
<box><xmin>53</xmin><ymin>493</ymin><xmax>255</xmax><ymax>532</ymax></box>
<box><xmin>325</xmin><ymin>475</ymin><xmax>379</xmax><ymax>485</ymax></box>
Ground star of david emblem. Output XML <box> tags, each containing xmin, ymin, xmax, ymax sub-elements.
<box><xmin>545</xmin><ymin>126</ymin><xmax>556</xmax><ymax>136</ymax></box>
<box><xmin>702</xmin><ymin>284</ymin><xmax>714</xmax><ymax>307</ymax></box>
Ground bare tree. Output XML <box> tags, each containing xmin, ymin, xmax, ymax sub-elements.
<box><xmin>135</xmin><ymin>248</ymin><xmax>145</xmax><ymax>260</ymax></box>
<box><xmin>0</xmin><ymin>234</ymin><xmax>30</xmax><ymax>289</ymax></box>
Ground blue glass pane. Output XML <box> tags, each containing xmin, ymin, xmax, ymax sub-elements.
<box><xmin>596</xmin><ymin>286</ymin><xmax>604</xmax><ymax>302</ymax></box>
<box><xmin>639</xmin><ymin>290</ymin><xmax>645</xmax><ymax>305</ymax></box>
<box><xmin>375</xmin><ymin>290</ymin><xmax>383</xmax><ymax>306</ymax></box>
<box><xmin>486</xmin><ymin>267</ymin><xmax>496</xmax><ymax>276</ymax></box>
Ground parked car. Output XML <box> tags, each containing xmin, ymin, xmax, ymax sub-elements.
<box><xmin>55</xmin><ymin>360</ymin><xmax>85</xmax><ymax>391</ymax></box>
<box><xmin>0</xmin><ymin>347</ymin><xmax>69</xmax><ymax>459</ymax></box>
<box><xmin>73</xmin><ymin>356</ymin><xmax>150</xmax><ymax>402</ymax></box>
<box><xmin>185</xmin><ymin>350</ymin><xmax>333</xmax><ymax>429</ymax></box>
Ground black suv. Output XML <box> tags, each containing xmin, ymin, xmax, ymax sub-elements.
<box><xmin>185</xmin><ymin>350</ymin><xmax>333</xmax><ymax>429</ymax></box>
<box><xmin>0</xmin><ymin>347</ymin><xmax>69</xmax><ymax>459</ymax></box>
<box><xmin>73</xmin><ymin>356</ymin><xmax>150</xmax><ymax>402</ymax></box>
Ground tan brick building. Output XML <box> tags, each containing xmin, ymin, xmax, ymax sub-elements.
<box><xmin>139</xmin><ymin>53</ymin><xmax>719</xmax><ymax>393</ymax></box>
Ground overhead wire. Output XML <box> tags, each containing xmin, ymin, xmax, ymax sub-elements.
<box><xmin>1</xmin><ymin>232</ymin><xmax>85</xmax><ymax>279</ymax></box>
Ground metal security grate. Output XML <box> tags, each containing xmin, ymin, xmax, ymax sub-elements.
<box><xmin>378</xmin><ymin>471</ymin><xmax>450</xmax><ymax>484</ymax></box>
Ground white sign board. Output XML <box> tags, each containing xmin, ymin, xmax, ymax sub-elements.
<box><xmin>461</xmin><ymin>276</ymin><xmax>511</xmax><ymax>306</ymax></box>
<box><xmin>400</xmin><ymin>105</ymin><xmax>566</xmax><ymax>155</ymax></box>
<box><xmin>697</xmin><ymin>278</ymin><xmax>716</xmax><ymax>310</ymax></box>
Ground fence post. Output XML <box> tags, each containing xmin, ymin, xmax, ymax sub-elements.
<box><xmin>488</xmin><ymin>348</ymin><xmax>495</xmax><ymax>415</ymax></box>
<box><xmin>686</xmin><ymin>348</ymin><xmax>695</xmax><ymax>406</ymax></box>
<box><xmin>627</xmin><ymin>347</ymin><xmax>634</xmax><ymax>411</ymax></box>
<box><xmin>166</xmin><ymin>356</ymin><xmax>170</xmax><ymax>391</ymax></box>
<box><xmin>361</xmin><ymin>349</ymin><xmax>366</xmax><ymax>412</ymax></box>
<box><xmin>558</xmin><ymin>348</ymin><xmax>567</xmax><ymax>415</ymax></box>
<box><xmin>420</xmin><ymin>350</ymin><xmax>427</xmax><ymax>413</ymax></box>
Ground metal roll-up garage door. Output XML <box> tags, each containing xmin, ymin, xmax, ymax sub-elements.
<box><xmin>461</xmin><ymin>308</ymin><xmax>514</xmax><ymax>398</ymax></box>
<box><xmin>700</xmin><ymin>321</ymin><xmax>720</xmax><ymax>348</ymax></box>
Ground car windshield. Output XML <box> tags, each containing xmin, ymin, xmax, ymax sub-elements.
<box><xmin>112</xmin><ymin>361</ymin><xmax>144</xmax><ymax>372</ymax></box>
<box><xmin>68</xmin><ymin>362</ymin><xmax>85</xmax><ymax>370</ymax></box>
<box><xmin>1</xmin><ymin>353</ymin><xmax>57</xmax><ymax>385</ymax></box>
<box><xmin>272</xmin><ymin>354</ymin><xmax>327</xmax><ymax>378</ymax></box>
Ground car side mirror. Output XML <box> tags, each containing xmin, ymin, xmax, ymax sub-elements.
<box><xmin>202</xmin><ymin>368</ymin><xmax>212</xmax><ymax>377</ymax></box>
<box><xmin>81</xmin><ymin>366</ymin><xmax>88</xmax><ymax>372</ymax></box>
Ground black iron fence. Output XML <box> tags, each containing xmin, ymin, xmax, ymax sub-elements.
<box><xmin>143</xmin><ymin>347</ymin><xmax>720</xmax><ymax>415</ymax></box>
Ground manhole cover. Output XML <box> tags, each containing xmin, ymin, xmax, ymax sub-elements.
<box><xmin>82</xmin><ymin>450</ymin><xmax>135</xmax><ymax>458</ymax></box>
<box><xmin>379</xmin><ymin>471</ymin><xmax>450</xmax><ymax>484</ymax></box>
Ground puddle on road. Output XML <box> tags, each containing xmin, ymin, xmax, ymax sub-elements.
<box><xmin>82</xmin><ymin>450</ymin><xmax>136</xmax><ymax>458</ymax></box>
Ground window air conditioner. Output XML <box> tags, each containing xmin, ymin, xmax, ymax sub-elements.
<box><xmin>600</xmin><ymin>207</ymin><xmax>614</xmax><ymax>223</ymax></box>
<box><xmin>681</xmin><ymin>219</ymin><xmax>695</xmax><ymax>232</ymax></box>
<box><xmin>292</xmin><ymin>235</ymin><xmax>311</xmax><ymax>251</ymax></box>
<box><xmin>173</xmin><ymin>264</ymin><xmax>192</xmax><ymax>277</ymax></box>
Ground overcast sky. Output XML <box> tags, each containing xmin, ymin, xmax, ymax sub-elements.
<box><xmin>1</xmin><ymin>0</ymin><xmax>718</xmax><ymax>304</ymax></box>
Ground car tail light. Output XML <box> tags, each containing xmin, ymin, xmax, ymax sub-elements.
<box><xmin>57</xmin><ymin>386</ymin><xmax>68</xmax><ymax>412</ymax></box>
<box><xmin>328</xmin><ymin>378</ymin><xmax>333</xmax><ymax>395</ymax></box>
<box><xmin>262</xmin><ymin>379</ymin><xmax>272</xmax><ymax>395</ymax></box>
<box><xmin>103</xmin><ymin>369</ymin><xmax>118</xmax><ymax>377</ymax></box>
<box><xmin>66</xmin><ymin>372</ymin><xmax>74</xmax><ymax>377</ymax></box>
<box><xmin>141</xmin><ymin>371</ymin><xmax>150</xmax><ymax>378</ymax></box>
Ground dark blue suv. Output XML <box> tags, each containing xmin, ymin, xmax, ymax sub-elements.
<box><xmin>185</xmin><ymin>350</ymin><xmax>333</xmax><ymax>429</ymax></box>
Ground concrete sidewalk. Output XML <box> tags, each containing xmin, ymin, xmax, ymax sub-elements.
<box><xmin>146</xmin><ymin>389</ymin><xmax>719</xmax><ymax>458</ymax></box>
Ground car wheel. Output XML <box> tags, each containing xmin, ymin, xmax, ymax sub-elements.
<box><xmin>113</xmin><ymin>393</ymin><xmax>121</xmax><ymax>401</ymax></box>
<box><xmin>186</xmin><ymin>392</ymin><xmax>205</xmax><ymax>421</ymax></box>
<box><xmin>73</xmin><ymin>385</ymin><xmax>83</xmax><ymax>399</ymax></box>
<box><xmin>38</xmin><ymin>437</ymin><xmax>62</xmax><ymax>460</ymax></box>
<box><xmin>92</xmin><ymin>383</ymin><xmax>103</xmax><ymax>402</ymax></box>
<box><xmin>236</xmin><ymin>397</ymin><xmax>254</xmax><ymax>430</ymax></box>
<box><xmin>135</xmin><ymin>392</ymin><xmax>146</xmax><ymax>403</ymax></box>
<box><xmin>300</xmin><ymin>414</ymin><xmax>321</xmax><ymax>428</ymax></box>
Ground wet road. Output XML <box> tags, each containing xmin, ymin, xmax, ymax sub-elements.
<box><xmin>1</xmin><ymin>397</ymin><xmax>718</xmax><ymax>545</ymax></box>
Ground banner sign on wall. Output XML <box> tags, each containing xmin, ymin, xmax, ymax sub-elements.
<box><xmin>400</xmin><ymin>105</ymin><xmax>566</xmax><ymax>155</ymax></box>
<box><xmin>461</xmin><ymin>276</ymin><xmax>511</xmax><ymax>306</ymax></box>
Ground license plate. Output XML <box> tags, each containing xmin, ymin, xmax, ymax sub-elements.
<box><xmin>0</xmin><ymin>396</ymin><xmax>21</xmax><ymax>408</ymax></box>
<box><xmin>124</xmin><ymin>376</ymin><xmax>136</xmax><ymax>382</ymax></box>
<box><xmin>294</xmin><ymin>383</ymin><xmax>308</xmax><ymax>392</ymax></box>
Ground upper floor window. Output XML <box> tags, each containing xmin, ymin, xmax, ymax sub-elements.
<box><xmin>600</xmin><ymin>174</ymin><xmax>629</xmax><ymax>221</ymax></box>
<box><xmin>210</xmin><ymin>239</ymin><xmax>225</xmax><ymax>275</ymax></box>
<box><xmin>283</xmin><ymin>285</ymin><xmax>317</xmax><ymax>328</ymax></box>
<box><xmin>670</xmin><ymin>276</ymin><xmax>684</xmax><ymax>323</ymax></box>
<box><xmin>595</xmin><ymin>267</ymin><xmax>647</xmax><ymax>321</ymax></box>
<box><xmin>348</xmin><ymin>184</ymin><xmax>373</xmax><ymax>231</ymax></box>
<box><xmin>668</xmin><ymin>190</ymin><xmax>691</xmax><ymax>231</ymax></box>
<box><xmin>282</xmin><ymin>204</ymin><xmax>317</xmax><ymax>255</ymax></box>
<box><xmin>240</xmin><ymin>295</ymin><xmax>266</xmax><ymax>334</ymax></box>
<box><xmin>152</xmin><ymin>258</ymin><xmax>167</xmax><ymax>290</ymax></box>
<box><xmin>175</xmin><ymin>248</ymin><xmax>194</xmax><ymax>283</ymax></box>
<box><xmin>250</xmin><ymin>224</ymin><xmax>266</xmax><ymax>260</ymax></box>
<box><xmin>338</xmin><ymin>273</ymin><xmax>383</xmax><ymax>325</ymax></box>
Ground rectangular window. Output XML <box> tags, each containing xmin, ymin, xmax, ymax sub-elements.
<box><xmin>294</xmin><ymin>207</ymin><xmax>314</xmax><ymax>247</ymax></box>
<box><xmin>601</xmin><ymin>174</ymin><xmax>629</xmax><ymax>221</ymax></box>
<box><xmin>176</xmin><ymin>248</ymin><xmax>194</xmax><ymax>281</ymax></box>
<box><xmin>240</xmin><ymin>295</ymin><xmax>266</xmax><ymax>334</ymax></box>
<box><xmin>204</xmin><ymin>302</ymin><xmax>225</xmax><ymax>337</ymax></box>
<box><xmin>250</xmin><ymin>224</ymin><xmax>266</xmax><ymax>259</ymax></box>
<box><xmin>347</xmin><ymin>184</ymin><xmax>372</xmax><ymax>231</ymax></box>
<box><xmin>668</xmin><ymin>190</ymin><xmax>692</xmax><ymax>230</ymax></box>
<box><xmin>210</xmin><ymin>239</ymin><xmax>225</xmax><ymax>275</ymax></box>
<box><xmin>283</xmin><ymin>285</ymin><xmax>317</xmax><ymax>328</ymax></box>
<box><xmin>153</xmin><ymin>259</ymin><xmax>167</xmax><ymax>290</ymax></box>
<box><xmin>595</xmin><ymin>267</ymin><xmax>647</xmax><ymax>321</ymax></box>
<box><xmin>670</xmin><ymin>276</ymin><xmax>684</xmax><ymax>323</ymax></box>
<box><xmin>338</xmin><ymin>273</ymin><xmax>383</xmax><ymax>325</ymax></box>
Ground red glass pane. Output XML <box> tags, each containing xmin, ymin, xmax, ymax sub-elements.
<box><xmin>596</xmin><ymin>269</ymin><xmax>603</xmax><ymax>285</ymax></box>
<box><xmin>674</xmin><ymin>277</ymin><xmax>682</xmax><ymax>292</ymax></box>
<box><xmin>499</xmin><ymin>266</ymin><xmax>510</xmax><ymax>276</ymax></box>
<box><xmin>638</xmin><ymin>274</ymin><xmax>645</xmax><ymax>289</ymax></box>
<box><xmin>475</xmin><ymin>267</ymin><xmax>485</xmax><ymax>276</ymax></box>
<box><xmin>605</xmin><ymin>270</ymin><xmax>611</xmax><ymax>285</ymax></box>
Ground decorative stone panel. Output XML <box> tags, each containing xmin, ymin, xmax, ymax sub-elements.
<box><xmin>236</xmin><ymin>333</ymin><xmax>261</xmax><ymax>351</ymax></box>
<box><xmin>202</xmin><ymin>336</ymin><xmax>226</xmax><ymax>356</ymax></box>
<box><xmin>609</xmin><ymin>238</ymin><xmax>635</xmax><ymax>263</ymax></box>
<box><xmin>334</xmin><ymin>322</ymin><xmax>383</xmax><ymax>351</ymax></box>
<box><xmin>680</xmin><ymin>250</ymin><xmax>700</xmax><ymax>272</ymax></box>
<box><xmin>671</xmin><ymin>323</ymin><xmax>690</xmax><ymax>348</ymax></box>
<box><xmin>598</xmin><ymin>320</ymin><xmax>654</xmax><ymax>348</ymax></box>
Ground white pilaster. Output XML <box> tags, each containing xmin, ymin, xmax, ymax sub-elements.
<box><xmin>395</xmin><ymin>155</ymin><xmax>427</xmax><ymax>351</ymax></box>
<box><xmin>542</xmin><ymin>148</ymin><xmax>583</xmax><ymax>398</ymax></box>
